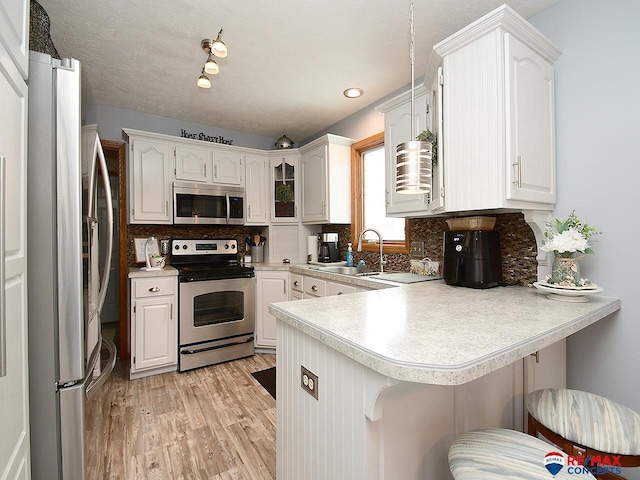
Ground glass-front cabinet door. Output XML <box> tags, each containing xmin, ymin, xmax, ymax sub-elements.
<box><xmin>270</xmin><ymin>154</ymin><xmax>299</xmax><ymax>223</ymax></box>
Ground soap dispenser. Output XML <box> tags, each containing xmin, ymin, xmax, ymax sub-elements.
<box><xmin>346</xmin><ymin>242</ymin><xmax>354</xmax><ymax>267</ymax></box>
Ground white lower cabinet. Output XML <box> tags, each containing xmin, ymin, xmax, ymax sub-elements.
<box><xmin>130</xmin><ymin>276</ymin><xmax>178</xmax><ymax>378</ymax></box>
<box><xmin>327</xmin><ymin>280</ymin><xmax>358</xmax><ymax>296</ymax></box>
<box><xmin>256</xmin><ymin>271</ymin><xmax>289</xmax><ymax>350</ymax></box>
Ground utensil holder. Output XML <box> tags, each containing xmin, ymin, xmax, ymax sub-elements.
<box><xmin>250</xmin><ymin>245</ymin><xmax>264</xmax><ymax>263</ymax></box>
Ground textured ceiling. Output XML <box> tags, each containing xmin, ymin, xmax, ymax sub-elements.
<box><xmin>36</xmin><ymin>0</ymin><xmax>558</xmax><ymax>143</ymax></box>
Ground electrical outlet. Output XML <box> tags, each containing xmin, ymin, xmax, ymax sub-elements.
<box><xmin>301</xmin><ymin>366</ymin><xmax>318</xmax><ymax>400</ymax></box>
<box><xmin>411</xmin><ymin>241</ymin><xmax>424</xmax><ymax>259</ymax></box>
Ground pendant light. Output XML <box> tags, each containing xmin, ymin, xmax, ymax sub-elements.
<box><xmin>396</xmin><ymin>0</ymin><xmax>432</xmax><ymax>194</ymax></box>
<box><xmin>204</xmin><ymin>54</ymin><xmax>219</xmax><ymax>75</ymax></box>
<box><xmin>197</xmin><ymin>68</ymin><xmax>211</xmax><ymax>88</ymax></box>
<box><xmin>211</xmin><ymin>29</ymin><xmax>228</xmax><ymax>58</ymax></box>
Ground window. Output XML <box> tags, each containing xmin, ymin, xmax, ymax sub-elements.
<box><xmin>351</xmin><ymin>133</ymin><xmax>410</xmax><ymax>254</ymax></box>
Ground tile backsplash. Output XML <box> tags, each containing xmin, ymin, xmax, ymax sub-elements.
<box><xmin>325</xmin><ymin>212</ymin><xmax>538</xmax><ymax>286</ymax></box>
<box><xmin>127</xmin><ymin>224</ymin><xmax>265</xmax><ymax>266</ymax></box>
<box><xmin>129</xmin><ymin>212</ymin><xmax>538</xmax><ymax>286</ymax></box>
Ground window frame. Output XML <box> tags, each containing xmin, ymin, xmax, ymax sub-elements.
<box><xmin>350</xmin><ymin>132</ymin><xmax>410</xmax><ymax>254</ymax></box>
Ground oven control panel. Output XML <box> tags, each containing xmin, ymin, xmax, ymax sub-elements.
<box><xmin>171</xmin><ymin>239</ymin><xmax>237</xmax><ymax>255</ymax></box>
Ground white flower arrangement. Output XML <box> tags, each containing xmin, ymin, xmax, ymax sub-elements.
<box><xmin>541</xmin><ymin>211</ymin><xmax>600</xmax><ymax>286</ymax></box>
<box><xmin>540</xmin><ymin>211</ymin><xmax>599</xmax><ymax>258</ymax></box>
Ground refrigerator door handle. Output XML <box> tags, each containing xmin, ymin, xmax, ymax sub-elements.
<box><xmin>0</xmin><ymin>156</ymin><xmax>5</xmax><ymax>377</ymax></box>
<box><xmin>95</xmin><ymin>135</ymin><xmax>114</xmax><ymax>314</ymax></box>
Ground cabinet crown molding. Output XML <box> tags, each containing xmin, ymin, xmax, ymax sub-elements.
<box><xmin>433</xmin><ymin>4</ymin><xmax>561</xmax><ymax>63</ymax></box>
<box><xmin>375</xmin><ymin>84</ymin><xmax>429</xmax><ymax>114</ymax></box>
<box><xmin>298</xmin><ymin>133</ymin><xmax>354</xmax><ymax>153</ymax></box>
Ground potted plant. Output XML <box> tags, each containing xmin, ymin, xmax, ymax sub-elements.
<box><xmin>417</xmin><ymin>129</ymin><xmax>437</xmax><ymax>167</ymax></box>
<box><xmin>275</xmin><ymin>183</ymin><xmax>295</xmax><ymax>217</ymax></box>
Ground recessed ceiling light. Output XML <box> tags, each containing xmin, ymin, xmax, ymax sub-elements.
<box><xmin>343</xmin><ymin>88</ymin><xmax>364</xmax><ymax>98</ymax></box>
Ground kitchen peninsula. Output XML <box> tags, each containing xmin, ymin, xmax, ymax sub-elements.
<box><xmin>269</xmin><ymin>281</ymin><xmax>621</xmax><ymax>479</ymax></box>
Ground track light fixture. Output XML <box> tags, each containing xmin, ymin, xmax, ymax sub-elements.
<box><xmin>198</xmin><ymin>29</ymin><xmax>227</xmax><ymax>88</ymax></box>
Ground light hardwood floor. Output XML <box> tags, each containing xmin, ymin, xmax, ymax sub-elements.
<box><xmin>86</xmin><ymin>354</ymin><xmax>277</xmax><ymax>480</ymax></box>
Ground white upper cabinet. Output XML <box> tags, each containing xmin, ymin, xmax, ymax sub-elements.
<box><xmin>245</xmin><ymin>154</ymin><xmax>269</xmax><ymax>225</ymax></box>
<box><xmin>376</xmin><ymin>86</ymin><xmax>430</xmax><ymax>217</ymax></box>
<box><xmin>270</xmin><ymin>154</ymin><xmax>300</xmax><ymax>223</ymax></box>
<box><xmin>128</xmin><ymin>136</ymin><xmax>173</xmax><ymax>224</ymax></box>
<box><xmin>174</xmin><ymin>144</ymin><xmax>211</xmax><ymax>183</ymax></box>
<box><xmin>175</xmin><ymin>144</ymin><xmax>242</xmax><ymax>186</ymax></box>
<box><xmin>300</xmin><ymin>134</ymin><xmax>353</xmax><ymax>224</ymax></box>
<box><xmin>434</xmin><ymin>4</ymin><xmax>561</xmax><ymax>212</ymax></box>
<box><xmin>504</xmin><ymin>34</ymin><xmax>556</xmax><ymax>204</ymax></box>
<box><xmin>0</xmin><ymin>0</ymin><xmax>28</xmax><ymax>78</ymax></box>
<box><xmin>212</xmin><ymin>150</ymin><xmax>243</xmax><ymax>185</ymax></box>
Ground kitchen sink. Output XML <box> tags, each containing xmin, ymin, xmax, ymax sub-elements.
<box><xmin>310</xmin><ymin>266</ymin><xmax>381</xmax><ymax>276</ymax></box>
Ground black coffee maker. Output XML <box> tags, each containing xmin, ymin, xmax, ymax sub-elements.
<box><xmin>318</xmin><ymin>233</ymin><xmax>340</xmax><ymax>263</ymax></box>
<box><xmin>443</xmin><ymin>230</ymin><xmax>502</xmax><ymax>288</ymax></box>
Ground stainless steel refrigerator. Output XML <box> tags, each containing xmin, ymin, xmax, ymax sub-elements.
<box><xmin>27</xmin><ymin>51</ymin><xmax>116</xmax><ymax>480</ymax></box>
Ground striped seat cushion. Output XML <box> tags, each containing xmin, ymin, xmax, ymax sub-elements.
<box><xmin>527</xmin><ymin>388</ymin><xmax>640</xmax><ymax>456</ymax></box>
<box><xmin>449</xmin><ymin>428</ymin><xmax>596</xmax><ymax>479</ymax></box>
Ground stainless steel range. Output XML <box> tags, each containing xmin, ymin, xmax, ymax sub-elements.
<box><xmin>171</xmin><ymin>239</ymin><xmax>255</xmax><ymax>371</ymax></box>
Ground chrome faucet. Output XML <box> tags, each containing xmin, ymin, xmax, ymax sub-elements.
<box><xmin>357</xmin><ymin>228</ymin><xmax>387</xmax><ymax>272</ymax></box>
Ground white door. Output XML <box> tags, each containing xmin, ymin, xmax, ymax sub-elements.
<box><xmin>213</xmin><ymin>150</ymin><xmax>243</xmax><ymax>185</ymax></box>
<box><xmin>0</xmin><ymin>25</ymin><xmax>31</xmax><ymax>480</ymax></box>
<box><xmin>301</xmin><ymin>144</ymin><xmax>328</xmax><ymax>223</ymax></box>
<box><xmin>505</xmin><ymin>33</ymin><xmax>556</xmax><ymax>204</ymax></box>
<box><xmin>385</xmin><ymin>92</ymin><xmax>429</xmax><ymax>216</ymax></box>
<box><xmin>256</xmin><ymin>272</ymin><xmax>289</xmax><ymax>348</ymax></box>
<box><xmin>133</xmin><ymin>296</ymin><xmax>176</xmax><ymax>372</ymax></box>
<box><xmin>175</xmin><ymin>144</ymin><xmax>211</xmax><ymax>183</ymax></box>
<box><xmin>130</xmin><ymin>138</ymin><xmax>172</xmax><ymax>223</ymax></box>
<box><xmin>244</xmin><ymin>154</ymin><xmax>268</xmax><ymax>224</ymax></box>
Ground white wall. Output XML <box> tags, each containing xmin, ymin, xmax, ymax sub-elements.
<box><xmin>530</xmin><ymin>2</ymin><xmax>640</xmax><ymax>476</ymax></box>
<box><xmin>83</xmin><ymin>104</ymin><xmax>275</xmax><ymax>150</ymax></box>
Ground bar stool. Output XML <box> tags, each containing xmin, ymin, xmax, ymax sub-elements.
<box><xmin>527</xmin><ymin>388</ymin><xmax>640</xmax><ymax>480</ymax></box>
<box><xmin>448</xmin><ymin>428</ymin><xmax>596</xmax><ymax>479</ymax></box>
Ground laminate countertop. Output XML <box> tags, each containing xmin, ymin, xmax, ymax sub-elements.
<box><xmin>268</xmin><ymin>281</ymin><xmax>621</xmax><ymax>386</ymax></box>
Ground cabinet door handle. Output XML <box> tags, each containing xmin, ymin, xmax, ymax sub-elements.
<box><xmin>204</xmin><ymin>164</ymin><xmax>207</xmax><ymax>178</ymax></box>
<box><xmin>149</xmin><ymin>286</ymin><xmax>160</xmax><ymax>292</ymax></box>
<box><xmin>214</xmin><ymin>163</ymin><xmax>218</xmax><ymax>179</ymax></box>
<box><xmin>311</xmin><ymin>285</ymin><xmax>318</xmax><ymax>292</ymax></box>
<box><xmin>248</xmin><ymin>205</ymin><xmax>252</xmax><ymax>217</ymax></box>
<box><xmin>293</xmin><ymin>280</ymin><xmax>299</xmax><ymax>287</ymax></box>
<box><xmin>337</xmin><ymin>291</ymin><xmax>344</xmax><ymax>295</ymax></box>
<box><xmin>165</xmin><ymin>201</ymin><xmax>169</xmax><ymax>216</ymax></box>
<box><xmin>513</xmin><ymin>156</ymin><xmax>522</xmax><ymax>188</ymax></box>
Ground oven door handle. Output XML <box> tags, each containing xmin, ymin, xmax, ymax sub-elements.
<box><xmin>225</xmin><ymin>192</ymin><xmax>230</xmax><ymax>224</ymax></box>
<box><xmin>181</xmin><ymin>336</ymin><xmax>254</xmax><ymax>355</ymax></box>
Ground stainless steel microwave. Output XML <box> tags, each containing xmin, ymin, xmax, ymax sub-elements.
<box><xmin>173</xmin><ymin>181</ymin><xmax>245</xmax><ymax>225</ymax></box>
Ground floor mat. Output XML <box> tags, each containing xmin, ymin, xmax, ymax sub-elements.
<box><xmin>251</xmin><ymin>367</ymin><xmax>276</xmax><ymax>399</ymax></box>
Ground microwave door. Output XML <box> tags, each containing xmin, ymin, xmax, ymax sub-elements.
<box><xmin>227</xmin><ymin>194</ymin><xmax>244</xmax><ymax>225</ymax></box>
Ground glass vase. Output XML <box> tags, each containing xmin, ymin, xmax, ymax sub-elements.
<box><xmin>550</xmin><ymin>254</ymin><xmax>583</xmax><ymax>286</ymax></box>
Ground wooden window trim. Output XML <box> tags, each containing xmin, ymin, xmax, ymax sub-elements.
<box><xmin>350</xmin><ymin>132</ymin><xmax>410</xmax><ymax>255</ymax></box>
